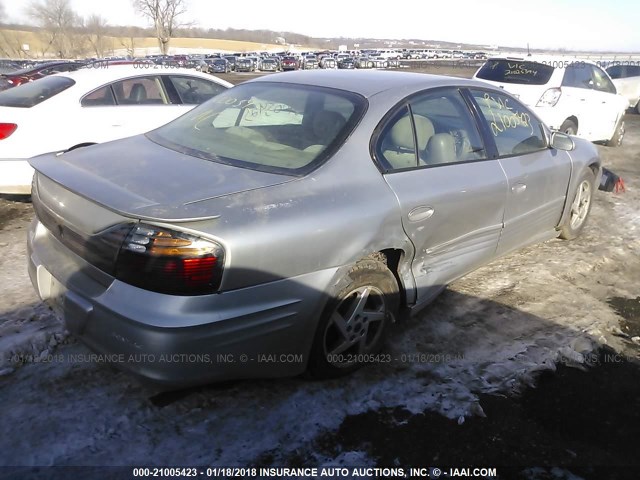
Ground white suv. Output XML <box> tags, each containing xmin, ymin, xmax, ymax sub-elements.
<box><xmin>474</xmin><ymin>56</ymin><xmax>628</xmax><ymax>146</ymax></box>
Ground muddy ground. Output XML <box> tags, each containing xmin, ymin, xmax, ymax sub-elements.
<box><xmin>0</xmin><ymin>65</ymin><xmax>639</xmax><ymax>479</ymax></box>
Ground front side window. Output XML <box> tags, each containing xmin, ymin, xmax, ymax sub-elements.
<box><xmin>591</xmin><ymin>66</ymin><xmax>616</xmax><ymax>94</ymax></box>
<box><xmin>471</xmin><ymin>89</ymin><xmax>546</xmax><ymax>157</ymax></box>
<box><xmin>0</xmin><ymin>76</ymin><xmax>75</xmax><ymax>108</ymax></box>
<box><xmin>149</xmin><ymin>82</ymin><xmax>365</xmax><ymax>175</ymax></box>
<box><xmin>169</xmin><ymin>76</ymin><xmax>226</xmax><ymax>104</ymax></box>
<box><xmin>111</xmin><ymin>76</ymin><xmax>168</xmax><ymax>105</ymax></box>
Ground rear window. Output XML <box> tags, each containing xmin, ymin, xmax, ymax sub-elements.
<box><xmin>476</xmin><ymin>60</ymin><xmax>554</xmax><ymax>85</ymax></box>
<box><xmin>148</xmin><ymin>82</ymin><xmax>366</xmax><ymax>175</ymax></box>
<box><xmin>0</xmin><ymin>76</ymin><xmax>75</xmax><ymax>108</ymax></box>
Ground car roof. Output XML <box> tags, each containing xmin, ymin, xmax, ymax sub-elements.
<box><xmin>49</xmin><ymin>65</ymin><xmax>231</xmax><ymax>90</ymax></box>
<box><xmin>249</xmin><ymin>70</ymin><xmax>483</xmax><ymax>98</ymax></box>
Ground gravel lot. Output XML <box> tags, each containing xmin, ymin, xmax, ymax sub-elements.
<box><xmin>0</xmin><ymin>65</ymin><xmax>638</xmax><ymax>479</ymax></box>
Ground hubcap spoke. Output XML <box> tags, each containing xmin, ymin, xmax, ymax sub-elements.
<box><xmin>364</xmin><ymin>311</ymin><xmax>386</xmax><ymax>324</ymax></box>
<box><xmin>570</xmin><ymin>181</ymin><xmax>591</xmax><ymax>228</ymax></box>
<box><xmin>330</xmin><ymin>311</ymin><xmax>350</xmax><ymax>338</ymax></box>
<box><xmin>346</xmin><ymin>287</ymin><xmax>371</xmax><ymax>323</ymax></box>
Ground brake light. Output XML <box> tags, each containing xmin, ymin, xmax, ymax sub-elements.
<box><xmin>537</xmin><ymin>87</ymin><xmax>562</xmax><ymax>107</ymax></box>
<box><xmin>0</xmin><ymin>123</ymin><xmax>17</xmax><ymax>140</ymax></box>
<box><xmin>115</xmin><ymin>224</ymin><xmax>224</xmax><ymax>295</ymax></box>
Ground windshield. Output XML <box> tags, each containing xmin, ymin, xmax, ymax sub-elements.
<box><xmin>476</xmin><ymin>59</ymin><xmax>555</xmax><ymax>85</ymax></box>
<box><xmin>0</xmin><ymin>75</ymin><xmax>75</xmax><ymax>108</ymax></box>
<box><xmin>148</xmin><ymin>82</ymin><xmax>366</xmax><ymax>175</ymax></box>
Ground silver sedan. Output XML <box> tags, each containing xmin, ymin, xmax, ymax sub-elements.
<box><xmin>27</xmin><ymin>70</ymin><xmax>601</xmax><ymax>386</ymax></box>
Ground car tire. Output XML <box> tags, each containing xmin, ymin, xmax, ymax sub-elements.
<box><xmin>606</xmin><ymin>118</ymin><xmax>625</xmax><ymax>147</ymax></box>
<box><xmin>307</xmin><ymin>256</ymin><xmax>399</xmax><ymax>379</ymax></box>
<box><xmin>636</xmin><ymin>101</ymin><xmax>640</xmax><ymax>115</ymax></box>
<box><xmin>559</xmin><ymin>168</ymin><xmax>595</xmax><ymax>240</ymax></box>
<box><xmin>559</xmin><ymin>119</ymin><xmax>578</xmax><ymax>136</ymax></box>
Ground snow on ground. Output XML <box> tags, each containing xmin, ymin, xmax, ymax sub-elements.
<box><xmin>0</xmin><ymin>118</ymin><xmax>639</xmax><ymax>467</ymax></box>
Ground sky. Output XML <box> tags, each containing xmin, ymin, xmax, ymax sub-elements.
<box><xmin>4</xmin><ymin>0</ymin><xmax>640</xmax><ymax>52</ymax></box>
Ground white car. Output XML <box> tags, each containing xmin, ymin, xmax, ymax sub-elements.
<box><xmin>606</xmin><ymin>64</ymin><xmax>640</xmax><ymax>113</ymax></box>
<box><xmin>474</xmin><ymin>56</ymin><xmax>628</xmax><ymax>146</ymax></box>
<box><xmin>0</xmin><ymin>65</ymin><xmax>231</xmax><ymax>194</ymax></box>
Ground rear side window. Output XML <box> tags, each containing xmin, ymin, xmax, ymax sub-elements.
<box><xmin>81</xmin><ymin>85</ymin><xmax>116</xmax><ymax>106</ymax></box>
<box><xmin>627</xmin><ymin>65</ymin><xmax>640</xmax><ymax>77</ymax></box>
<box><xmin>606</xmin><ymin>65</ymin><xmax>623</xmax><ymax>79</ymax></box>
<box><xmin>562</xmin><ymin>64</ymin><xmax>593</xmax><ymax>89</ymax></box>
<box><xmin>376</xmin><ymin>89</ymin><xmax>487</xmax><ymax>172</ymax></box>
<box><xmin>0</xmin><ymin>76</ymin><xmax>75</xmax><ymax>108</ymax></box>
<box><xmin>476</xmin><ymin>60</ymin><xmax>554</xmax><ymax>85</ymax></box>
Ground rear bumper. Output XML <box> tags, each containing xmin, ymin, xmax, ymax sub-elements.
<box><xmin>0</xmin><ymin>158</ymin><xmax>34</xmax><ymax>194</ymax></box>
<box><xmin>27</xmin><ymin>218</ymin><xmax>337</xmax><ymax>386</ymax></box>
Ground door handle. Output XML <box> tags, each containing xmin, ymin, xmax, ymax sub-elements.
<box><xmin>407</xmin><ymin>206</ymin><xmax>435</xmax><ymax>222</ymax></box>
<box><xmin>511</xmin><ymin>183</ymin><xmax>527</xmax><ymax>194</ymax></box>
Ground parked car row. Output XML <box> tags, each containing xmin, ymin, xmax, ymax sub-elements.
<box><xmin>400</xmin><ymin>49</ymin><xmax>488</xmax><ymax>60</ymax></box>
<box><xmin>0</xmin><ymin>61</ymin><xmax>85</xmax><ymax>91</ymax></box>
<box><xmin>0</xmin><ymin>66</ymin><xmax>231</xmax><ymax>194</ymax></box>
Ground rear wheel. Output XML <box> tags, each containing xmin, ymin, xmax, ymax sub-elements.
<box><xmin>636</xmin><ymin>100</ymin><xmax>640</xmax><ymax>115</ymax></box>
<box><xmin>559</xmin><ymin>119</ymin><xmax>578</xmax><ymax>136</ymax></box>
<box><xmin>559</xmin><ymin>169</ymin><xmax>595</xmax><ymax>240</ymax></box>
<box><xmin>308</xmin><ymin>257</ymin><xmax>399</xmax><ymax>378</ymax></box>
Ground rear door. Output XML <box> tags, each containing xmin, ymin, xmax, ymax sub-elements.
<box><xmin>375</xmin><ymin>88</ymin><xmax>507</xmax><ymax>304</ymax></box>
<box><xmin>468</xmin><ymin>88</ymin><xmax>572</xmax><ymax>255</ymax></box>
<box><xmin>588</xmin><ymin>64</ymin><xmax>624</xmax><ymax>140</ymax></box>
<box><xmin>77</xmin><ymin>75</ymin><xmax>190</xmax><ymax>144</ymax></box>
<box><xmin>559</xmin><ymin>63</ymin><xmax>618</xmax><ymax>140</ymax></box>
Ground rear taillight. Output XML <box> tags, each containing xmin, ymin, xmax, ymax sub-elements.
<box><xmin>115</xmin><ymin>224</ymin><xmax>225</xmax><ymax>295</ymax></box>
<box><xmin>537</xmin><ymin>88</ymin><xmax>562</xmax><ymax>107</ymax></box>
<box><xmin>0</xmin><ymin>123</ymin><xmax>17</xmax><ymax>140</ymax></box>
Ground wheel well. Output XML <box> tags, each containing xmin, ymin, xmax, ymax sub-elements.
<box><xmin>565</xmin><ymin>116</ymin><xmax>579</xmax><ymax>129</ymax></box>
<box><xmin>377</xmin><ymin>248</ymin><xmax>407</xmax><ymax>309</ymax></box>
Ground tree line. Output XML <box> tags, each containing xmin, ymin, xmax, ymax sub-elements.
<box><xmin>0</xmin><ymin>0</ymin><xmax>318</xmax><ymax>59</ymax></box>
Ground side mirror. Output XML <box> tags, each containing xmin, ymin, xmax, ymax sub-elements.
<box><xmin>550</xmin><ymin>131</ymin><xmax>575</xmax><ymax>151</ymax></box>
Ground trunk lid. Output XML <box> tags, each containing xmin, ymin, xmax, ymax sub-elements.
<box><xmin>30</xmin><ymin>134</ymin><xmax>294</xmax><ymax>222</ymax></box>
